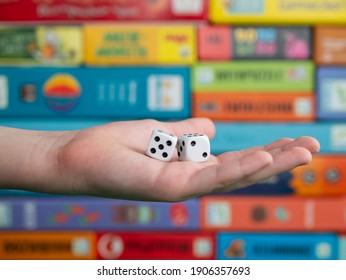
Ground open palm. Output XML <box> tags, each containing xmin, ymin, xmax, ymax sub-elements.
<box><xmin>60</xmin><ymin>118</ymin><xmax>320</xmax><ymax>202</ymax></box>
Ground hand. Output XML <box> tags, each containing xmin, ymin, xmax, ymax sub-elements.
<box><xmin>57</xmin><ymin>118</ymin><xmax>320</xmax><ymax>201</ymax></box>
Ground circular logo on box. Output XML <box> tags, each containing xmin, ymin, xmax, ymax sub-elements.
<box><xmin>170</xmin><ymin>204</ymin><xmax>189</xmax><ymax>227</ymax></box>
<box><xmin>97</xmin><ymin>233</ymin><xmax>124</xmax><ymax>260</ymax></box>
<box><xmin>43</xmin><ymin>73</ymin><xmax>81</xmax><ymax>112</ymax></box>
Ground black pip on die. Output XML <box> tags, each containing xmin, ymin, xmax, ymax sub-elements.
<box><xmin>146</xmin><ymin>129</ymin><xmax>178</xmax><ymax>162</ymax></box>
<box><xmin>177</xmin><ymin>133</ymin><xmax>210</xmax><ymax>162</ymax></box>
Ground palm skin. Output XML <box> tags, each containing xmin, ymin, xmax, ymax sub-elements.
<box><xmin>59</xmin><ymin>118</ymin><xmax>320</xmax><ymax>202</ymax></box>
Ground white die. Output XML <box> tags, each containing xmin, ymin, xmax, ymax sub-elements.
<box><xmin>146</xmin><ymin>129</ymin><xmax>178</xmax><ymax>162</ymax></box>
<box><xmin>177</xmin><ymin>133</ymin><xmax>210</xmax><ymax>162</ymax></box>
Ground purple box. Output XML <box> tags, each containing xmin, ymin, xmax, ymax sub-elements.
<box><xmin>0</xmin><ymin>197</ymin><xmax>199</xmax><ymax>230</ymax></box>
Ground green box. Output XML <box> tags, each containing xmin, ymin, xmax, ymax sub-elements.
<box><xmin>192</xmin><ymin>61</ymin><xmax>314</xmax><ymax>92</ymax></box>
<box><xmin>0</xmin><ymin>26</ymin><xmax>83</xmax><ymax>65</ymax></box>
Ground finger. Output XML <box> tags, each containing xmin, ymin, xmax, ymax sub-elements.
<box><xmin>216</xmin><ymin>137</ymin><xmax>317</xmax><ymax>163</ymax></box>
<box><xmin>216</xmin><ymin>137</ymin><xmax>295</xmax><ymax>163</ymax></box>
<box><xmin>281</xmin><ymin>136</ymin><xmax>320</xmax><ymax>154</ymax></box>
<box><xmin>165</xmin><ymin>118</ymin><xmax>215</xmax><ymax>139</ymax></box>
<box><xmin>225</xmin><ymin>146</ymin><xmax>312</xmax><ymax>192</ymax></box>
<box><xmin>265</xmin><ymin>138</ymin><xmax>295</xmax><ymax>151</ymax></box>
<box><xmin>181</xmin><ymin>150</ymin><xmax>273</xmax><ymax>198</ymax></box>
<box><xmin>266</xmin><ymin>136</ymin><xmax>321</xmax><ymax>159</ymax></box>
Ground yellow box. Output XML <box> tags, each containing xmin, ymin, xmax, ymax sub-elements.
<box><xmin>85</xmin><ymin>25</ymin><xmax>156</xmax><ymax>65</ymax></box>
<box><xmin>157</xmin><ymin>26</ymin><xmax>196</xmax><ymax>64</ymax></box>
<box><xmin>85</xmin><ymin>25</ymin><xmax>196</xmax><ymax>65</ymax></box>
<box><xmin>36</xmin><ymin>26</ymin><xmax>84</xmax><ymax>65</ymax></box>
<box><xmin>210</xmin><ymin>0</ymin><xmax>346</xmax><ymax>24</ymax></box>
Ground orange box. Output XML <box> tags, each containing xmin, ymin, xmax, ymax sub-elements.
<box><xmin>201</xmin><ymin>196</ymin><xmax>346</xmax><ymax>231</ymax></box>
<box><xmin>201</xmin><ymin>196</ymin><xmax>307</xmax><ymax>231</ymax></box>
<box><xmin>193</xmin><ymin>92</ymin><xmax>315</xmax><ymax>121</ymax></box>
<box><xmin>0</xmin><ymin>231</ymin><xmax>96</xmax><ymax>259</ymax></box>
<box><xmin>290</xmin><ymin>155</ymin><xmax>346</xmax><ymax>196</ymax></box>
<box><xmin>198</xmin><ymin>25</ymin><xmax>231</xmax><ymax>60</ymax></box>
<box><xmin>315</xmin><ymin>27</ymin><xmax>346</xmax><ymax>65</ymax></box>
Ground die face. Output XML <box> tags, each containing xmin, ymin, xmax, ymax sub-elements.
<box><xmin>177</xmin><ymin>133</ymin><xmax>210</xmax><ymax>162</ymax></box>
<box><xmin>146</xmin><ymin>129</ymin><xmax>177</xmax><ymax>161</ymax></box>
<box><xmin>177</xmin><ymin>138</ymin><xmax>187</xmax><ymax>160</ymax></box>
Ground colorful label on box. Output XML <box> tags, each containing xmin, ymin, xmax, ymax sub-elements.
<box><xmin>96</xmin><ymin>232</ymin><xmax>215</xmax><ymax>260</ymax></box>
<box><xmin>193</xmin><ymin>93</ymin><xmax>314</xmax><ymax>121</ymax></box>
<box><xmin>193</xmin><ymin>62</ymin><xmax>314</xmax><ymax>92</ymax></box>
<box><xmin>210</xmin><ymin>0</ymin><xmax>346</xmax><ymax>24</ymax></box>
<box><xmin>198</xmin><ymin>26</ymin><xmax>311</xmax><ymax>60</ymax></box>
<box><xmin>0</xmin><ymin>231</ymin><xmax>96</xmax><ymax>259</ymax></box>
<box><xmin>0</xmin><ymin>26</ymin><xmax>83</xmax><ymax>65</ymax></box>
<box><xmin>85</xmin><ymin>25</ymin><xmax>196</xmax><ymax>65</ymax></box>
<box><xmin>0</xmin><ymin>0</ymin><xmax>208</xmax><ymax>21</ymax></box>
<box><xmin>0</xmin><ymin>67</ymin><xmax>190</xmax><ymax>119</ymax></box>
<box><xmin>0</xmin><ymin>198</ymin><xmax>199</xmax><ymax>230</ymax></box>
<box><xmin>232</xmin><ymin>26</ymin><xmax>311</xmax><ymax>59</ymax></box>
<box><xmin>317</xmin><ymin>67</ymin><xmax>346</xmax><ymax>120</ymax></box>
<box><xmin>218</xmin><ymin>233</ymin><xmax>338</xmax><ymax>260</ymax></box>
<box><xmin>315</xmin><ymin>27</ymin><xmax>346</xmax><ymax>65</ymax></box>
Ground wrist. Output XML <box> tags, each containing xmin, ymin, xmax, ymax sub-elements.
<box><xmin>0</xmin><ymin>127</ymin><xmax>78</xmax><ymax>195</ymax></box>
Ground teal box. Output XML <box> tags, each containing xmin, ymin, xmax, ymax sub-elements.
<box><xmin>0</xmin><ymin>67</ymin><xmax>190</xmax><ymax>120</ymax></box>
<box><xmin>338</xmin><ymin>236</ymin><xmax>346</xmax><ymax>260</ymax></box>
<box><xmin>2</xmin><ymin>120</ymin><xmax>346</xmax><ymax>155</ymax></box>
<box><xmin>218</xmin><ymin>233</ymin><xmax>338</xmax><ymax>260</ymax></box>
<box><xmin>212</xmin><ymin>122</ymin><xmax>346</xmax><ymax>154</ymax></box>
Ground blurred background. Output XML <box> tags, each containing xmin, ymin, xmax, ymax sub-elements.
<box><xmin>0</xmin><ymin>0</ymin><xmax>346</xmax><ymax>260</ymax></box>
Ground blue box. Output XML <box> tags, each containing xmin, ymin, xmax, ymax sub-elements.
<box><xmin>317</xmin><ymin>67</ymin><xmax>346</xmax><ymax>120</ymax></box>
<box><xmin>212</xmin><ymin>122</ymin><xmax>346</xmax><ymax>154</ymax></box>
<box><xmin>0</xmin><ymin>197</ymin><xmax>199</xmax><ymax>230</ymax></box>
<box><xmin>0</xmin><ymin>67</ymin><xmax>191</xmax><ymax>120</ymax></box>
<box><xmin>218</xmin><ymin>233</ymin><xmax>338</xmax><ymax>260</ymax></box>
<box><xmin>227</xmin><ymin>172</ymin><xmax>294</xmax><ymax>195</ymax></box>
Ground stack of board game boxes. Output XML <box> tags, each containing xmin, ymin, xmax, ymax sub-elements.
<box><xmin>1</xmin><ymin>0</ymin><xmax>346</xmax><ymax>260</ymax></box>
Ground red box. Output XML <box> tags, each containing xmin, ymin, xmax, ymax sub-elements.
<box><xmin>198</xmin><ymin>25</ymin><xmax>231</xmax><ymax>60</ymax></box>
<box><xmin>0</xmin><ymin>0</ymin><xmax>208</xmax><ymax>22</ymax></box>
<box><xmin>96</xmin><ymin>232</ymin><xmax>216</xmax><ymax>260</ymax></box>
<box><xmin>312</xmin><ymin>198</ymin><xmax>346</xmax><ymax>231</ymax></box>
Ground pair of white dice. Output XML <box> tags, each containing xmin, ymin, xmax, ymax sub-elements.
<box><xmin>146</xmin><ymin>129</ymin><xmax>210</xmax><ymax>162</ymax></box>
